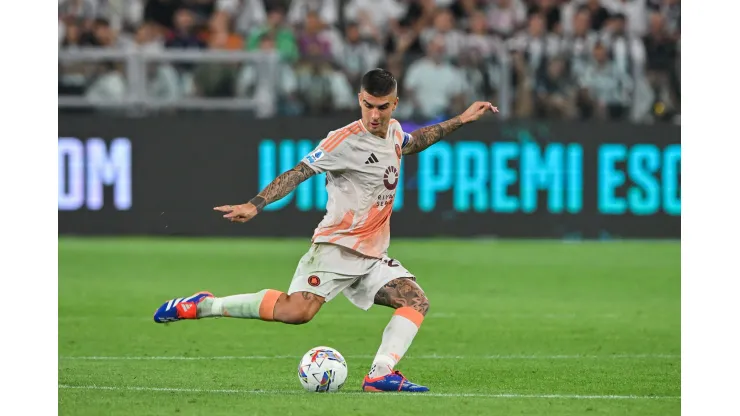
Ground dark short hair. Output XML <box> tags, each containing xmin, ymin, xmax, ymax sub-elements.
<box><xmin>361</xmin><ymin>68</ymin><xmax>397</xmax><ymax>97</ymax></box>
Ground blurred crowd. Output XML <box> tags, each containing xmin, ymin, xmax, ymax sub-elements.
<box><xmin>59</xmin><ymin>0</ymin><xmax>680</xmax><ymax>123</ymax></box>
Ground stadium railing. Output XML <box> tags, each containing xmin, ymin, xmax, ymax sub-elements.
<box><xmin>58</xmin><ymin>48</ymin><xmax>515</xmax><ymax>118</ymax></box>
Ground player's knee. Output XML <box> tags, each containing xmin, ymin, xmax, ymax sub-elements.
<box><xmin>285</xmin><ymin>306</ymin><xmax>318</xmax><ymax>325</ymax></box>
<box><xmin>278</xmin><ymin>292</ymin><xmax>323</xmax><ymax>325</ymax></box>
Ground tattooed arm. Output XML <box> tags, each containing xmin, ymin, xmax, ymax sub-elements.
<box><xmin>249</xmin><ymin>162</ymin><xmax>316</xmax><ymax>212</ymax></box>
<box><xmin>213</xmin><ymin>162</ymin><xmax>316</xmax><ymax>223</ymax></box>
<box><xmin>402</xmin><ymin>101</ymin><xmax>499</xmax><ymax>156</ymax></box>
<box><xmin>402</xmin><ymin>116</ymin><xmax>464</xmax><ymax>156</ymax></box>
<box><xmin>374</xmin><ymin>277</ymin><xmax>430</xmax><ymax>316</ymax></box>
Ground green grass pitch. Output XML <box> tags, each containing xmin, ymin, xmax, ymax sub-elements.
<box><xmin>58</xmin><ymin>237</ymin><xmax>680</xmax><ymax>415</ymax></box>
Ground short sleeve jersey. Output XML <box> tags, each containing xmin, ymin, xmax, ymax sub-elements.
<box><xmin>301</xmin><ymin>119</ymin><xmax>412</xmax><ymax>259</ymax></box>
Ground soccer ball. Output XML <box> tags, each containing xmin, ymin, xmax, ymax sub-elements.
<box><xmin>297</xmin><ymin>346</ymin><xmax>348</xmax><ymax>392</ymax></box>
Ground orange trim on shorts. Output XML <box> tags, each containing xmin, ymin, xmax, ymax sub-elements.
<box><xmin>258</xmin><ymin>289</ymin><xmax>283</xmax><ymax>321</ymax></box>
<box><xmin>394</xmin><ymin>306</ymin><xmax>424</xmax><ymax>328</ymax></box>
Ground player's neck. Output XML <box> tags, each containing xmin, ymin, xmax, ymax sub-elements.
<box><xmin>360</xmin><ymin>120</ymin><xmax>388</xmax><ymax>140</ymax></box>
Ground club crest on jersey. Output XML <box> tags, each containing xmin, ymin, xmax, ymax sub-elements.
<box><xmin>306</xmin><ymin>150</ymin><xmax>324</xmax><ymax>164</ymax></box>
<box><xmin>383</xmin><ymin>166</ymin><xmax>399</xmax><ymax>190</ymax></box>
<box><xmin>308</xmin><ymin>275</ymin><xmax>321</xmax><ymax>287</ymax></box>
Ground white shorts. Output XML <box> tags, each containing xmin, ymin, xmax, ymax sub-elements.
<box><xmin>287</xmin><ymin>243</ymin><xmax>415</xmax><ymax>310</ymax></box>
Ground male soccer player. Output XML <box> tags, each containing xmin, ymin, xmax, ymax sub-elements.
<box><xmin>153</xmin><ymin>68</ymin><xmax>498</xmax><ymax>392</ymax></box>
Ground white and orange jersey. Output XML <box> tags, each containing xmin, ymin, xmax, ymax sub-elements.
<box><xmin>301</xmin><ymin>119</ymin><xmax>412</xmax><ymax>259</ymax></box>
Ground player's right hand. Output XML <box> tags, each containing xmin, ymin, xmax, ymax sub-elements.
<box><xmin>213</xmin><ymin>203</ymin><xmax>258</xmax><ymax>223</ymax></box>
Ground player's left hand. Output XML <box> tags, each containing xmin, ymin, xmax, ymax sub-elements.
<box><xmin>459</xmin><ymin>101</ymin><xmax>499</xmax><ymax>124</ymax></box>
<box><xmin>213</xmin><ymin>203</ymin><xmax>258</xmax><ymax>223</ymax></box>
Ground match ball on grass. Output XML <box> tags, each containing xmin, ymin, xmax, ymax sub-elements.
<box><xmin>297</xmin><ymin>346</ymin><xmax>348</xmax><ymax>392</ymax></box>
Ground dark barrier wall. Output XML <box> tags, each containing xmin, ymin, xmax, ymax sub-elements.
<box><xmin>58</xmin><ymin>114</ymin><xmax>680</xmax><ymax>239</ymax></box>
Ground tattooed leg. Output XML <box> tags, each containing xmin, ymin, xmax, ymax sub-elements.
<box><xmin>365</xmin><ymin>278</ymin><xmax>431</xmax><ymax>382</ymax></box>
<box><xmin>374</xmin><ymin>277</ymin><xmax>430</xmax><ymax>316</ymax></box>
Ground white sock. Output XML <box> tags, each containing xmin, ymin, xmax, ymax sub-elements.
<box><xmin>368</xmin><ymin>307</ymin><xmax>424</xmax><ymax>378</ymax></box>
<box><xmin>196</xmin><ymin>289</ymin><xmax>282</xmax><ymax>320</ymax></box>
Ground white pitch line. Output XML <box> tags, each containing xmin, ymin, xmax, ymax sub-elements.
<box><xmin>58</xmin><ymin>384</ymin><xmax>680</xmax><ymax>400</ymax></box>
<box><xmin>59</xmin><ymin>354</ymin><xmax>679</xmax><ymax>361</ymax></box>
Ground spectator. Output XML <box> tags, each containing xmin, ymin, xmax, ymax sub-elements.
<box><xmin>565</xmin><ymin>8</ymin><xmax>598</xmax><ymax>80</ymax></box>
<box><xmin>129</xmin><ymin>23</ymin><xmax>182</xmax><ymax>104</ymax></box>
<box><xmin>659</xmin><ymin>0</ymin><xmax>680</xmax><ymax>39</ymax></box>
<box><xmin>527</xmin><ymin>0</ymin><xmax>562</xmax><ymax>33</ymax></box>
<box><xmin>642</xmin><ymin>11</ymin><xmax>679</xmax><ymax>117</ymax></box>
<box><xmin>583</xmin><ymin>0</ymin><xmax>611</xmax><ymax>32</ymax></box>
<box><xmin>84</xmin><ymin>19</ymin><xmax>128</xmax><ymax>104</ymax></box>
<box><xmin>605</xmin><ymin>0</ymin><xmax>648</xmax><ymax>37</ymax></box>
<box><xmin>207</xmin><ymin>11</ymin><xmax>244</xmax><ymax>50</ymax></box>
<box><xmin>448</xmin><ymin>0</ymin><xmax>484</xmax><ymax>25</ymax></box>
<box><xmin>577</xmin><ymin>42</ymin><xmax>633</xmax><ymax>120</ymax></box>
<box><xmin>600</xmin><ymin>13</ymin><xmax>645</xmax><ymax>76</ymax></box>
<box><xmin>214</xmin><ymin>0</ymin><xmax>267</xmax><ymax>37</ymax></box>
<box><xmin>485</xmin><ymin>0</ymin><xmax>527</xmax><ymax>38</ymax></box>
<box><xmin>344</xmin><ymin>0</ymin><xmax>406</xmax><ymax>39</ymax></box>
<box><xmin>403</xmin><ymin>34</ymin><xmax>467</xmax><ymax>119</ymax></box>
<box><xmin>193</xmin><ymin>34</ymin><xmax>240</xmax><ymax>98</ymax></box>
<box><xmin>339</xmin><ymin>22</ymin><xmax>384</xmax><ymax>88</ymax></box>
<box><xmin>165</xmin><ymin>9</ymin><xmax>207</xmax><ymax>49</ymax></box>
<box><xmin>237</xmin><ymin>33</ymin><xmax>302</xmax><ymax>117</ymax></box>
<box><xmin>59</xmin><ymin>0</ymin><xmax>99</xmax><ymax>22</ymax></box>
<box><xmin>294</xmin><ymin>59</ymin><xmax>354</xmax><ymax>116</ymax></box>
<box><xmin>420</xmin><ymin>9</ymin><xmax>467</xmax><ymax>61</ymax></box>
<box><xmin>510</xmin><ymin>49</ymin><xmax>535</xmax><ymax>118</ymax></box>
<box><xmin>391</xmin><ymin>0</ymin><xmax>438</xmax><ymax>59</ymax></box>
<box><xmin>287</xmin><ymin>0</ymin><xmax>339</xmax><ymax>27</ymax></box>
<box><xmin>465</xmin><ymin>10</ymin><xmax>503</xmax><ymax>60</ymax></box>
<box><xmin>296</xmin><ymin>10</ymin><xmax>342</xmax><ymax>62</ymax></box>
<box><xmin>97</xmin><ymin>0</ymin><xmax>146</xmax><ymax>33</ymax></box>
<box><xmin>535</xmin><ymin>55</ymin><xmax>577</xmax><ymax>119</ymax></box>
<box><xmin>458</xmin><ymin>50</ymin><xmax>495</xmax><ymax>105</ymax></box>
<box><xmin>59</xmin><ymin>21</ymin><xmax>89</xmax><ymax>96</ymax></box>
<box><xmin>144</xmin><ymin>0</ymin><xmax>182</xmax><ymax>30</ymax></box>
<box><xmin>509</xmin><ymin>13</ymin><xmax>565</xmax><ymax>74</ymax></box>
<box><xmin>246</xmin><ymin>4</ymin><xmax>299</xmax><ymax>63</ymax></box>
<box><xmin>184</xmin><ymin>0</ymin><xmax>217</xmax><ymax>22</ymax></box>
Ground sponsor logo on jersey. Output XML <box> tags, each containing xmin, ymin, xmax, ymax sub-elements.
<box><xmin>383</xmin><ymin>166</ymin><xmax>399</xmax><ymax>190</ymax></box>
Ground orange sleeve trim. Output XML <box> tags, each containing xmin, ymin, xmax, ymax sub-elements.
<box><xmin>324</xmin><ymin>122</ymin><xmax>360</xmax><ymax>152</ymax></box>
<box><xmin>394</xmin><ymin>306</ymin><xmax>425</xmax><ymax>328</ymax></box>
<box><xmin>258</xmin><ymin>289</ymin><xmax>283</xmax><ymax>321</ymax></box>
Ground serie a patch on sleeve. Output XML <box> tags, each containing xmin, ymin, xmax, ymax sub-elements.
<box><xmin>306</xmin><ymin>149</ymin><xmax>325</xmax><ymax>164</ymax></box>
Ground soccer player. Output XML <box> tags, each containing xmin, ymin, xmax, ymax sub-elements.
<box><xmin>153</xmin><ymin>68</ymin><xmax>498</xmax><ymax>392</ymax></box>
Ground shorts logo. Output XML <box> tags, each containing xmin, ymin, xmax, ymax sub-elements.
<box><xmin>308</xmin><ymin>275</ymin><xmax>321</xmax><ymax>287</ymax></box>
<box><xmin>383</xmin><ymin>166</ymin><xmax>399</xmax><ymax>190</ymax></box>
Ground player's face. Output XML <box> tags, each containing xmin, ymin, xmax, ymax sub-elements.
<box><xmin>358</xmin><ymin>90</ymin><xmax>398</xmax><ymax>137</ymax></box>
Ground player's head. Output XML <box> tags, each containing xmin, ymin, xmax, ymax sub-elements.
<box><xmin>358</xmin><ymin>68</ymin><xmax>398</xmax><ymax>137</ymax></box>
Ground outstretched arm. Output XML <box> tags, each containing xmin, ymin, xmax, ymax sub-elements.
<box><xmin>249</xmin><ymin>162</ymin><xmax>316</xmax><ymax>211</ymax></box>
<box><xmin>403</xmin><ymin>101</ymin><xmax>498</xmax><ymax>156</ymax></box>
<box><xmin>214</xmin><ymin>162</ymin><xmax>316</xmax><ymax>223</ymax></box>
